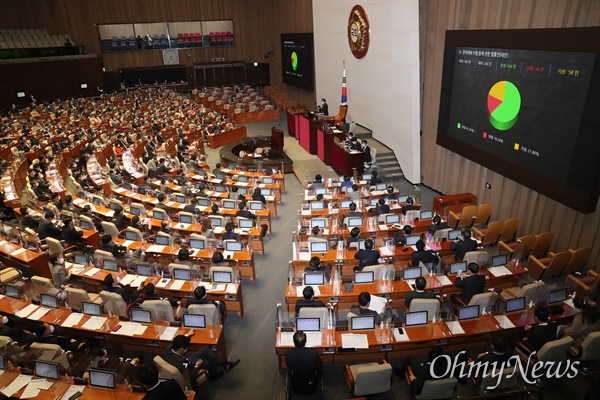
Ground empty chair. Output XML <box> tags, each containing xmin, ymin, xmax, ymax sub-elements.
<box><xmin>141</xmin><ymin>299</ymin><xmax>175</xmax><ymax>322</ymax></box>
<box><xmin>433</xmin><ymin>228</ymin><xmax>452</xmax><ymax>242</ymax></box>
<box><xmin>0</xmin><ymin>267</ymin><xmax>22</xmax><ymax>283</ymax></box>
<box><xmin>462</xmin><ymin>291</ymin><xmax>499</xmax><ymax>312</ymax></box>
<box><xmin>101</xmin><ymin>221</ymin><xmax>121</xmax><ymax>239</ymax></box>
<box><xmin>448</xmin><ymin>205</ymin><xmax>477</xmax><ymax>229</ymax></box>
<box><xmin>515</xmin><ymin>336</ymin><xmax>574</xmax><ymax>386</ymax></box>
<box><xmin>566</xmin><ymin>270</ymin><xmax>600</xmax><ymax>298</ymax></box>
<box><xmin>498</xmin><ymin>218</ymin><xmax>519</xmax><ymax>243</ymax></box>
<box><xmin>79</xmin><ymin>215</ymin><xmax>96</xmax><ymax>231</ymax></box>
<box><xmin>31</xmin><ymin>276</ymin><xmax>58</xmax><ymax>298</ymax></box>
<box><xmin>463</xmin><ymin>251</ymin><xmax>490</xmax><ymax>267</ymax></box>
<box><xmin>530</xmin><ymin>232</ymin><xmax>554</xmax><ymax>259</ymax></box>
<box><xmin>570</xmin><ymin>331</ymin><xmax>600</xmax><ymax>372</ymax></box>
<box><xmin>45</xmin><ymin>237</ymin><xmax>76</xmax><ymax>258</ymax></box>
<box><xmin>343</xmin><ymin>360</ymin><xmax>392</xmax><ymax>397</ymax></box>
<box><xmin>65</xmin><ymin>287</ymin><xmax>101</xmax><ymax>310</ymax></box>
<box><xmin>415</xmin><ymin>377</ymin><xmax>458</xmax><ymax>400</ymax></box>
<box><xmin>209</xmin><ymin>266</ymin><xmax>234</xmax><ymax>282</ymax></box>
<box><xmin>153</xmin><ymin>355</ymin><xmax>188</xmax><ymax>390</ymax></box>
<box><xmin>298</xmin><ymin>307</ymin><xmax>328</xmax><ymax>328</ymax></box>
<box><xmin>188</xmin><ymin>304</ymin><xmax>221</xmax><ymax>326</ymax></box>
<box><xmin>472</xmin><ymin>203</ymin><xmax>493</xmax><ymax>228</ymax></box>
<box><xmin>527</xmin><ymin>250</ymin><xmax>572</xmax><ymax>280</ymax></box>
<box><xmin>168</xmin><ymin>262</ymin><xmax>192</xmax><ymax>276</ymax></box>
<box><xmin>94</xmin><ymin>249</ymin><xmax>115</xmax><ymax>264</ymax></box>
<box><xmin>476</xmin><ymin>366</ymin><xmax>518</xmax><ymax>395</ymax></box>
<box><xmin>472</xmin><ymin>220</ymin><xmax>503</xmax><ymax>246</ymax></box>
<box><xmin>498</xmin><ymin>234</ymin><xmax>536</xmax><ymax>261</ymax></box>
<box><xmin>562</xmin><ymin>247</ymin><xmax>592</xmax><ymax>276</ymax></box>
<box><xmin>99</xmin><ymin>290</ymin><xmax>128</xmax><ymax>318</ymax></box>
<box><xmin>409</xmin><ymin>299</ymin><xmax>440</xmax><ymax>321</ymax></box>
<box><xmin>500</xmin><ymin>281</ymin><xmax>547</xmax><ymax>304</ymax></box>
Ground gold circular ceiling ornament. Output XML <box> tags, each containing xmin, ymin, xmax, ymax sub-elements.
<box><xmin>347</xmin><ymin>5</ymin><xmax>370</xmax><ymax>59</ymax></box>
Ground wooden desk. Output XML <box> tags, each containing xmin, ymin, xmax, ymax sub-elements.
<box><xmin>207</xmin><ymin>127</ymin><xmax>247</xmax><ymax>149</ymax></box>
<box><xmin>0</xmin><ymin>240</ymin><xmax>52</xmax><ymax>280</ymax></box>
<box><xmin>274</xmin><ymin>304</ymin><xmax>577</xmax><ymax>369</ymax></box>
<box><xmin>234</xmin><ymin>108</ymin><xmax>280</xmax><ymax>124</ymax></box>
<box><xmin>331</xmin><ymin>142</ymin><xmax>364</xmax><ymax>176</ymax></box>
<box><xmin>433</xmin><ymin>193</ymin><xmax>477</xmax><ymax>218</ymax></box>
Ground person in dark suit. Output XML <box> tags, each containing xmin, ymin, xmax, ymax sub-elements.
<box><xmin>134</xmin><ymin>282</ymin><xmax>179</xmax><ymax>308</ymax></box>
<box><xmin>349</xmin><ymin>137</ymin><xmax>361</xmax><ymax>151</ymax></box>
<box><xmin>405</xmin><ymin>277</ymin><xmax>438</xmax><ymax>308</ymax></box>
<box><xmin>38</xmin><ymin>212</ymin><xmax>61</xmax><ymax>240</ymax></box>
<box><xmin>285</xmin><ymin>331</ymin><xmax>323</xmax><ymax>394</ymax></box>
<box><xmin>19</xmin><ymin>206</ymin><xmax>40</xmax><ymax>230</ymax></box>
<box><xmin>185</xmin><ymin>285</ymin><xmax>226</xmax><ymax>317</ymax></box>
<box><xmin>401</xmin><ymin>197</ymin><xmax>420</xmax><ymax>215</ymax></box>
<box><xmin>317</xmin><ymin>98</ymin><xmax>329</xmax><ymax>116</ymax></box>
<box><xmin>428</xmin><ymin>215</ymin><xmax>450</xmax><ymax>235</ymax></box>
<box><xmin>394</xmin><ymin>225</ymin><xmax>413</xmax><ymax>246</ymax></box>
<box><xmin>252</xmin><ymin>188</ymin><xmax>267</xmax><ymax>204</ymax></box>
<box><xmin>411</xmin><ymin>240</ymin><xmax>437</xmax><ymax>268</ymax></box>
<box><xmin>339</xmin><ymin>118</ymin><xmax>350</xmax><ymax>134</ymax></box>
<box><xmin>137</xmin><ymin>363</ymin><xmax>187</xmax><ymax>400</ymax></box>
<box><xmin>111</xmin><ymin>205</ymin><xmax>131</xmax><ymax>231</ymax></box>
<box><xmin>60</xmin><ymin>216</ymin><xmax>83</xmax><ymax>245</ymax></box>
<box><xmin>474</xmin><ymin>333</ymin><xmax>514</xmax><ymax>368</ymax></box>
<box><xmin>349</xmin><ymin>292</ymin><xmax>380</xmax><ymax>317</ymax></box>
<box><xmin>402</xmin><ymin>346</ymin><xmax>452</xmax><ymax>396</ymax></box>
<box><xmin>521</xmin><ymin>307</ymin><xmax>557</xmax><ymax>352</ymax></box>
<box><xmin>304</xmin><ymin>256</ymin><xmax>332</xmax><ymax>282</ymax></box>
<box><xmin>222</xmin><ymin>222</ymin><xmax>241</xmax><ymax>241</ymax></box>
<box><xmin>99</xmin><ymin>234</ymin><xmax>126</xmax><ymax>257</ymax></box>
<box><xmin>183</xmin><ymin>197</ymin><xmax>198</xmax><ymax>214</ymax></box>
<box><xmin>452</xmin><ymin>262</ymin><xmax>486</xmax><ymax>307</ymax></box>
<box><xmin>235</xmin><ymin>201</ymin><xmax>256</xmax><ymax>220</ymax></box>
<box><xmin>346</xmin><ymin>227</ymin><xmax>361</xmax><ymax>248</ymax></box>
<box><xmin>369</xmin><ymin>170</ymin><xmax>383</xmax><ymax>185</ymax></box>
<box><xmin>342</xmin><ymin>202</ymin><xmax>362</xmax><ymax>222</ymax></box>
<box><xmin>162</xmin><ymin>335</ymin><xmax>239</xmax><ymax>385</ymax></box>
<box><xmin>361</xmin><ymin>140</ymin><xmax>372</xmax><ymax>164</ymax></box>
<box><xmin>31</xmin><ymin>323</ymin><xmax>87</xmax><ymax>353</ymax></box>
<box><xmin>295</xmin><ymin>286</ymin><xmax>326</xmax><ymax>315</ymax></box>
<box><xmin>154</xmin><ymin>193</ymin><xmax>168</xmax><ymax>210</ymax></box>
<box><xmin>103</xmin><ymin>274</ymin><xmax>135</xmax><ymax>303</ymax></box>
<box><xmin>369</xmin><ymin>198</ymin><xmax>390</xmax><ymax>216</ymax></box>
<box><xmin>354</xmin><ymin>239</ymin><xmax>380</xmax><ymax>271</ymax></box>
<box><xmin>450</xmin><ymin>229</ymin><xmax>478</xmax><ymax>260</ymax></box>
<box><xmin>308</xmin><ymin>174</ymin><xmax>324</xmax><ymax>189</ymax></box>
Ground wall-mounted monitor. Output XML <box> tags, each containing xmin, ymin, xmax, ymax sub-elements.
<box><xmin>281</xmin><ymin>33</ymin><xmax>314</xmax><ymax>91</ymax></box>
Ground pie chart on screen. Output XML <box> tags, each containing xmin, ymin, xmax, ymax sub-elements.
<box><xmin>487</xmin><ymin>81</ymin><xmax>521</xmax><ymax>131</ymax></box>
<box><xmin>291</xmin><ymin>52</ymin><xmax>298</xmax><ymax>71</ymax></box>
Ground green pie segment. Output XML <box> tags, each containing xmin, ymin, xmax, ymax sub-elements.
<box><xmin>487</xmin><ymin>81</ymin><xmax>521</xmax><ymax>131</ymax></box>
<box><xmin>291</xmin><ymin>52</ymin><xmax>298</xmax><ymax>71</ymax></box>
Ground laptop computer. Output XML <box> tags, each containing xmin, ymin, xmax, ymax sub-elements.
<box><xmin>405</xmin><ymin>311</ymin><xmax>428</xmax><ymax>327</ymax></box>
<box><xmin>213</xmin><ymin>270</ymin><xmax>233</xmax><ymax>283</ymax></box>
<box><xmin>130</xmin><ymin>308</ymin><xmax>152</xmax><ymax>324</ymax></box>
<box><xmin>309</xmin><ymin>241</ymin><xmax>328</xmax><ymax>253</ymax></box>
<box><xmin>34</xmin><ymin>360</ymin><xmax>59</xmax><ymax>381</ymax></box>
<box><xmin>82</xmin><ymin>301</ymin><xmax>102</xmax><ymax>317</ymax></box>
<box><xmin>304</xmin><ymin>273</ymin><xmax>325</xmax><ymax>286</ymax></box>
<box><xmin>296</xmin><ymin>317</ymin><xmax>321</xmax><ymax>332</ymax></box>
<box><xmin>505</xmin><ymin>297</ymin><xmax>526</xmax><ymax>313</ymax></box>
<box><xmin>173</xmin><ymin>268</ymin><xmax>192</xmax><ymax>281</ymax></box>
<box><xmin>457</xmin><ymin>305</ymin><xmax>480</xmax><ymax>321</ymax></box>
<box><xmin>41</xmin><ymin>293</ymin><xmax>58</xmax><ymax>309</ymax></box>
<box><xmin>89</xmin><ymin>369</ymin><xmax>117</xmax><ymax>391</ymax></box>
<box><xmin>182</xmin><ymin>313</ymin><xmax>206</xmax><ymax>329</ymax></box>
<box><xmin>492</xmin><ymin>254</ymin><xmax>509</xmax><ymax>267</ymax></box>
<box><xmin>350</xmin><ymin>316</ymin><xmax>376</xmax><ymax>331</ymax></box>
<box><xmin>449</xmin><ymin>261</ymin><xmax>468</xmax><ymax>274</ymax></box>
<box><xmin>354</xmin><ymin>271</ymin><xmax>374</xmax><ymax>284</ymax></box>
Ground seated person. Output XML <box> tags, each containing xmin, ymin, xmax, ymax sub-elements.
<box><xmin>401</xmin><ymin>197</ymin><xmax>419</xmax><ymax>215</ymax></box>
<box><xmin>20</xmin><ymin>206</ymin><xmax>39</xmax><ymax>230</ymax></box>
<box><xmin>228</xmin><ymin>186</ymin><xmax>240</xmax><ymax>200</ymax></box>
<box><xmin>350</xmin><ymin>291</ymin><xmax>381</xmax><ymax>317</ymax></box>
<box><xmin>211</xmin><ymin>251</ymin><xmax>230</xmax><ymax>268</ymax></box>
<box><xmin>451</xmin><ymin>262</ymin><xmax>486</xmax><ymax>308</ymax></box>
<box><xmin>340</xmin><ymin>175</ymin><xmax>353</xmax><ymax>189</ymax></box>
<box><xmin>368</xmin><ymin>198</ymin><xmax>390</xmax><ymax>216</ymax></box>
<box><xmin>295</xmin><ymin>286</ymin><xmax>326</xmax><ymax>315</ymax></box>
<box><xmin>559</xmin><ymin>297</ymin><xmax>600</xmax><ymax>341</ymax></box>
<box><xmin>404</xmin><ymin>277</ymin><xmax>437</xmax><ymax>308</ymax></box>
<box><xmin>60</xmin><ymin>216</ymin><xmax>83</xmax><ymax>245</ymax></box>
<box><xmin>450</xmin><ymin>229</ymin><xmax>478</xmax><ymax>260</ymax></box>
<box><xmin>49</xmin><ymin>254</ymin><xmax>71</xmax><ymax>287</ymax></box>
<box><xmin>31</xmin><ymin>322</ymin><xmax>88</xmax><ymax>353</ymax></box>
<box><xmin>520</xmin><ymin>307</ymin><xmax>557</xmax><ymax>352</ymax></box>
<box><xmin>103</xmin><ymin>274</ymin><xmax>135</xmax><ymax>303</ymax></box>
<box><xmin>285</xmin><ymin>331</ymin><xmax>323</xmax><ymax>394</ymax></box>
<box><xmin>38</xmin><ymin>211</ymin><xmax>61</xmax><ymax>240</ymax></box>
<box><xmin>209</xmin><ymin>204</ymin><xmax>220</xmax><ymax>215</ymax></box>
<box><xmin>154</xmin><ymin>193</ymin><xmax>168</xmax><ymax>210</ymax></box>
<box><xmin>304</xmin><ymin>256</ymin><xmax>332</xmax><ymax>282</ymax></box>
<box><xmin>236</xmin><ymin>201</ymin><xmax>257</xmax><ymax>220</ymax></box>
<box><xmin>185</xmin><ymin>285</ymin><xmax>226</xmax><ymax>317</ymax></box>
<box><xmin>385</xmin><ymin>185</ymin><xmax>399</xmax><ymax>201</ymax></box>
<box><xmin>136</xmin><ymin>363</ymin><xmax>187</xmax><ymax>400</ymax></box>
<box><xmin>99</xmin><ymin>234</ymin><xmax>126</xmax><ymax>257</ymax></box>
<box><xmin>346</xmin><ymin>227</ymin><xmax>361</xmax><ymax>248</ymax></box>
<box><xmin>428</xmin><ymin>215</ymin><xmax>450</xmax><ymax>235</ymax></box>
<box><xmin>345</xmin><ymin>184</ymin><xmax>361</xmax><ymax>201</ymax></box>
<box><xmin>401</xmin><ymin>346</ymin><xmax>452</xmax><ymax>396</ymax></box>
<box><xmin>111</xmin><ymin>205</ymin><xmax>131</xmax><ymax>231</ymax></box>
<box><xmin>369</xmin><ymin>170</ymin><xmax>383</xmax><ymax>185</ymax></box>
<box><xmin>342</xmin><ymin>202</ymin><xmax>362</xmax><ymax>222</ymax></box>
<box><xmin>472</xmin><ymin>333</ymin><xmax>514</xmax><ymax>370</ymax></box>
<box><xmin>353</xmin><ymin>239</ymin><xmax>380</xmax><ymax>271</ymax></box>
<box><xmin>411</xmin><ymin>239</ymin><xmax>437</xmax><ymax>268</ymax></box>
<box><xmin>308</xmin><ymin>174</ymin><xmax>324</xmax><ymax>189</ymax></box>
<box><xmin>222</xmin><ymin>222</ymin><xmax>241</xmax><ymax>241</ymax></box>
<box><xmin>252</xmin><ymin>188</ymin><xmax>267</xmax><ymax>204</ymax></box>
<box><xmin>63</xmin><ymin>195</ymin><xmax>79</xmax><ymax>215</ymax></box>
<box><xmin>162</xmin><ymin>335</ymin><xmax>239</xmax><ymax>384</ymax></box>
<box><xmin>394</xmin><ymin>225</ymin><xmax>413</xmax><ymax>246</ymax></box>
<box><xmin>135</xmin><ymin>282</ymin><xmax>179</xmax><ymax>308</ymax></box>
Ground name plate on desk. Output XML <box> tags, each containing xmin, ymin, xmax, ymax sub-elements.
<box><xmin>329</xmin><ymin>297</ymin><xmax>340</xmax><ymax>302</ymax></box>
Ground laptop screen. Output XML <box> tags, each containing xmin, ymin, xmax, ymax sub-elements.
<box><xmin>179</xmin><ymin>214</ymin><xmax>193</xmax><ymax>224</ymax></box>
<box><xmin>249</xmin><ymin>202</ymin><xmax>263</xmax><ymax>210</ymax></box>
<box><xmin>0</xmin><ymin>354</ymin><xmax>4</xmax><ymax>370</ymax></box>
<box><xmin>448</xmin><ymin>229</ymin><xmax>462</xmax><ymax>240</ymax></box>
<box><xmin>215</xmin><ymin>173</ymin><xmax>225</xmax><ymax>180</ymax></box>
<box><xmin>237</xmin><ymin>187</ymin><xmax>248</xmax><ymax>195</ymax></box>
<box><xmin>376</xmin><ymin>183</ymin><xmax>387</xmax><ymax>190</ymax></box>
<box><xmin>74</xmin><ymin>253</ymin><xmax>88</xmax><ymax>265</ymax></box>
<box><xmin>174</xmin><ymin>194</ymin><xmax>186</xmax><ymax>203</ymax></box>
<box><xmin>225</xmin><ymin>241</ymin><xmax>243</xmax><ymax>252</ymax></box>
<box><xmin>420</xmin><ymin>210</ymin><xmax>433</xmax><ymax>220</ymax></box>
<box><xmin>92</xmin><ymin>196</ymin><xmax>103</xmax><ymax>206</ymax></box>
<box><xmin>5</xmin><ymin>285</ymin><xmax>19</xmax><ymax>299</ymax></box>
<box><xmin>209</xmin><ymin>217</ymin><xmax>223</xmax><ymax>227</ymax></box>
<box><xmin>304</xmin><ymin>273</ymin><xmax>325</xmax><ymax>286</ymax></box>
<box><xmin>397</xmin><ymin>195</ymin><xmax>409</xmax><ymax>203</ymax></box>
<box><xmin>89</xmin><ymin>369</ymin><xmax>116</xmax><ymax>390</ymax></box>
<box><xmin>182</xmin><ymin>313</ymin><xmax>206</xmax><ymax>328</ymax></box>
<box><xmin>492</xmin><ymin>254</ymin><xmax>509</xmax><ymax>267</ymax></box>
<box><xmin>153</xmin><ymin>209</ymin><xmax>166</xmax><ymax>221</ymax></box>
<box><xmin>351</xmin><ymin>316</ymin><xmax>375</xmax><ymax>331</ymax></box>
<box><xmin>83</xmin><ymin>301</ymin><xmax>102</xmax><ymax>317</ymax></box>
<box><xmin>449</xmin><ymin>261</ymin><xmax>468</xmax><ymax>274</ymax></box>
<box><xmin>310</xmin><ymin>219</ymin><xmax>327</xmax><ymax>229</ymax></box>
<box><xmin>262</xmin><ymin>176</ymin><xmax>274</xmax><ymax>184</ymax></box>
<box><xmin>103</xmin><ymin>258</ymin><xmax>118</xmax><ymax>272</ymax></box>
<box><xmin>79</xmin><ymin>219</ymin><xmax>91</xmax><ymax>230</ymax></box>
<box><xmin>238</xmin><ymin>175</ymin><xmax>248</xmax><ymax>183</ymax></box>
<box><xmin>354</xmin><ymin>271</ymin><xmax>374</xmax><ymax>284</ymax></box>
<box><xmin>261</xmin><ymin>188</ymin><xmax>272</xmax><ymax>196</ymax></box>
<box><xmin>189</xmin><ymin>238</ymin><xmax>206</xmax><ymax>250</ymax></box>
<box><xmin>406</xmin><ymin>235</ymin><xmax>421</xmax><ymax>246</ymax></box>
<box><xmin>340</xmin><ymin>200</ymin><xmax>352</xmax><ymax>209</ymax></box>
<box><xmin>385</xmin><ymin>214</ymin><xmax>400</xmax><ymax>224</ymax></box>
<box><xmin>198</xmin><ymin>198</ymin><xmax>211</xmax><ymax>207</ymax></box>
<box><xmin>405</xmin><ymin>311</ymin><xmax>428</xmax><ymax>327</ymax></box>
<box><xmin>310</xmin><ymin>201</ymin><xmax>325</xmax><ymax>210</ymax></box>
<box><xmin>125</xmin><ymin>230</ymin><xmax>138</xmax><ymax>241</ymax></box>
<box><xmin>41</xmin><ymin>293</ymin><xmax>58</xmax><ymax>309</ymax></box>
<box><xmin>239</xmin><ymin>218</ymin><xmax>254</xmax><ymax>229</ymax></box>
<box><xmin>222</xmin><ymin>200</ymin><xmax>236</xmax><ymax>209</ymax></box>
<box><xmin>362</xmin><ymin>174</ymin><xmax>372</xmax><ymax>180</ymax></box>
<box><xmin>34</xmin><ymin>361</ymin><xmax>59</xmax><ymax>380</ymax></box>
<box><xmin>403</xmin><ymin>267</ymin><xmax>422</xmax><ymax>280</ymax></box>
<box><xmin>173</xmin><ymin>268</ymin><xmax>192</xmax><ymax>281</ymax></box>
<box><xmin>315</xmin><ymin>188</ymin><xmax>328</xmax><ymax>196</ymax></box>
<box><xmin>347</xmin><ymin>217</ymin><xmax>363</xmax><ymax>227</ymax></box>
<box><xmin>548</xmin><ymin>288</ymin><xmax>568</xmax><ymax>304</ymax></box>
<box><xmin>155</xmin><ymin>234</ymin><xmax>170</xmax><ymax>246</ymax></box>
<box><xmin>505</xmin><ymin>297</ymin><xmax>526</xmax><ymax>313</ymax></box>
<box><xmin>296</xmin><ymin>317</ymin><xmax>321</xmax><ymax>332</ymax></box>
<box><xmin>108</xmin><ymin>201</ymin><xmax>120</xmax><ymax>211</ymax></box>
<box><xmin>370</xmin><ymin>198</ymin><xmax>379</xmax><ymax>207</ymax></box>
<box><xmin>309</xmin><ymin>241</ymin><xmax>328</xmax><ymax>253</ymax></box>
<box><xmin>213</xmin><ymin>270</ymin><xmax>233</xmax><ymax>283</ymax></box>
<box><xmin>137</xmin><ymin>264</ymin><xmax>153</xmax><ymax>277</ymax></box>
<box><xmin>130</xmin><ymin>308</ymin><xmax>152</xmax><ymax>324</ymax></box>
<box><xmin>215</xmin><ymin>185</ymin><xmax>226</xmax><ymax>193</ymax></box>
<box><xmin>458</xmin><ymin>305</ymin><xmax>480</xmax><ymax>321</ymax></box>
<box><xmin>129</xmin><ymin>206</ymin><xmax>141</xmax><ymax>216</ymax></box>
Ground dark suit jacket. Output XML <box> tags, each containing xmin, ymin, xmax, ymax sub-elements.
<box><xmin>38</xmin><ymin>219</ymin><xmax>61</xmax><ymax>240</ymax></box>
<box><xmin>405</xmin><ymin>291</ymin><xmax>438</xmax><ymax>308</ymax></box>
<box><xmin>183</xmin><ymin>204</ymin><xmax>197</xmax><ymax>214</ymax></box>
<box><xmin>222</xmin><ymin>232</ymin><xmax>241</xmax><ymax>241</ymax></box>
<box><xmin>252</xmin><ymin>193</ymin><xmax>266</xmax><ymax>204</ymax></box>
<box><xmin>411</xmin><ymin>250</ymin><xmax>437</xmax><ymax>267</ymax></box>
<box><xmin>186</xmin><ymin>298</ymin><xmax>226</xmax><ymax>316</ymax></box>
<box><xmin>428</xmin><ymin>222</ymin><xmax>450</xmax><ymax>235</ymax></box>
<box><xmin>401</xmin><ymin>204</ymin><xmax>420</xmax><ymax>215</ymax></box>
<box><xmin>354</xmin><ymin>249</ymin><xmax>380</xmax><ymax>270</ymax></box>
<box><xmin>363</xmin><ymin>146</ymin><xmax>372</xmax><ymax>163</ymax></box>
<box><xmin>455</xmin><ymin>274</ymin><xmax>486</xmax><ymax>304</ymax></box>
<box><xmin>450</xmin><ymin>238</ymin><xmax>478</xmax><ymax>260</ymax></box>
<box><xmin>285</xmin><ymin>347</ymin><xmax>323</xmax><ymax>376</ymax></box>
<box><xmin>295</xmin><ymin>299</ymin><xmax>326</xmax><ymax>315</ymax></box>
<box><xmin>105</xmin><ymin>284</ymin><xmax>134</xmax><ymax>303</ymax></box>
<box><xmin>236</xmin><ymin>209</ymin><xmax>256</xmax><ymax>220</ymax></box>
<box><xmin>112</xmin><ymin>214</ymin><xmax>131</xmax><ymax>231</ymax></box>
<box><xmin>142</xmin><ymin>379</ymin><xmax>186</xmax><ymax>400</ymax></box>
<box><xmin>60</xmin><ymin>225</ymin><xmax>83</xmax><ymax>244</ymax></box>
<box><xmin>369</xmin><ymin>204</ymin><xmax>390</xmax><ymax>215</ymax></box>
<box><xmin>21</xmin><ymin>214</ymin><xmax>39</xmax><ymax>230</ymax></box>
<box><xmin>319</xmin><ymin>103</ymin><xmax>329</xmax><ymax>116</ymax></box>
<box><xmin>524</xmin><ymin>323</ymin><xmax>558</xmax><ymax>351</ymax></box>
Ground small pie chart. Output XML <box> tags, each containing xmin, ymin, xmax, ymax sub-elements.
<box><xmin>487</xmin><ymin>81</ymin><xmax>521</xmax><ymax>131</ymax></box>
<box><xmin>291</xmin><ymin>52</ymin><xmax>298</xmax><ymax>71</ymax></box>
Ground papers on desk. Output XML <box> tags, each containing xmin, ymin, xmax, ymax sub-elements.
<box><xmin>565</xmin><ymin>298</ymin><xmax>575</xmax><ymax>309</ymax></box>
<box><xmin>9</xmin><ymin>248</ymin><xmax>27</xmax><ymax>257</ymax></box>
<box><xmin>155</xmin><ymin>278</ymin><xmax>171</xmax><ymax>288</ymax></box>
<box><xmin>114</xmin><ymin>187</ymin><xmax>126</xmax><ymax>194</ymax></box>
<box><xmin>83</xmin><ymin>267</ymin><xmax>101</xmax><ymax>277</ymax></box>
<box><xmin>159</xmin><ymin>326</ymin><xmax>178</xmax><ymax>341</ymax></box>
<box><xmin>393</xmin><ymin>328</ymin><xmax>410</xmax><ymax>342</ymax></box>
<box><xmin>28</xmin><ymin>307</ymin><xmax>50</xmax><ymax>321</ymax></box>
<box><xmin>112</xmin><ymin>322</ymin><xmax>147</xmax><ymax>336</ymax></box>
<box><xmin>436</xmin><ymin>275</ymin><xmax>453</xmax><ymax>286</ymax></box>
<box><xmin>306</xmin><ymin>331</ymin><xmax>322</xmax><ymax>347</ymax></box>
<box><xmin>119</xmin><ymin>274</ymin><xmax>138</xmax><ymax>286</ymax></box>
<box><xmin>130</xmin><ymin>276</ymin><xmax>148</xmax><ymax>288</ymax></box>
<box><xmin>371</xmin><ymin>190</ymin><xmax>387</xmax><ymax>196</ymax></box>
<box><xmin>379</xmin><ymin>247</ymin><xmax>393</xmax><ymax>256</ymax></box>
<box><xmin>341</xmin><ymin>333</ymin><xmax>369</xmax><ymax>349</ymax></box>
<box><xmin>15</xmin><ymin>304</ymin><xmax>39</xmax><ymax>319</ymax></box>
<box><xmin>223</xmin><ymin>250</ymin><xmax>234</xmax><ymax>259</ymax></box>
<box><xmin>225</xmin><ymin>284</ymin><xmax>237</xmax><ymax>294</ymax></box>
<box><xmin>378</xmin><ymin>225</ymin><xmax>389</xmax><ymax>231</ymax></box>
<box><xmin>405</xmin><ymin>279</ymin><xmax>416</xmax><ymax>290</ymax></box>
<box><xmin>213</xmin><ymin>227</ymin><xmax>225</xmax><ymax>234</ymax></box>
<box><xmin>61</xmin><ymin>385</ymin><xmax>86</xmax><ymax>400</ymax></box>
<box><xmin>495</xmin><ymin>315</ymin><xmax>516</xmax><ymax>329</ymax></box>
<box><xmin>170</xmin><ymin>280</ymin><xmax>186</xmax><ymax>290</ymax></box>
<box><xmin>69</xmin><ymin>264</ymin><xmax>85</xmax><ymax>275</ymax></box>
<box><xmin>368</xmin><ymin>295</ymin><xmax>388</xmax><ymax>313</ymax></box>
<box><xmin>208</xmin><ymin>283</ymin><xmax>227</xmax><ymax>292</ymax></box>
<box><xmin>0</xmin><ymin>240</ymin><xmax>7</xmax><ymax>246</ymax></box>
<box><xmin>121</xmin><ymin>240</ymin><xmax>134</xmax><ymax>248</ymax></box>
<box><xmin>280</xmin><ymin>332</ymin><xmax>294</xmax><ymax>347</ymax></box>
<box><xmin>297</xmin><ymin>252</ymin><xmax>311</xmax><ymax>261</ymax></box>
<box><xmin>1</xmin><ymin>375</ymin><xmax>32</xmax><ymax>397</ymax></box>
<box><xmin>446</xmin><ymin>321</ymin><xmax>465</xmax><ymax>335</ymax></box>
<box><xmin>73</xmin><ymin>197</ymin><xmax>89</xmax><ymax>205</ymax></box>
<box><xmin>296</xmin><ymin>285</ymin><xmax>321</xmax><ymax>297</ymax></box>
<box><xmin>192</xmin><ymin>174</ymin><xmax>204</xmax><ymax>180</ymax></box>
<box><xmin>146</xmin><ymin>245</ymin><xmax>166</xmax><ymax>253</ymax></box>
<box><xmin>61</xmin><ymin>313</ymin><xmax>83</xmax><ymax>328</ymax></box>
<box><xmin>82</xmin><ymin>316</ymin><xmax>107</xmax><ymax>331</ymax></box>
<box><xmin>487</xmin><ymin>266</ymin><xmax>512</xmax><ymax>277</ymax></box>
<box><xmin>301</xmin><ymin>210</ymin><xmax>311</xmax><ymax>216</ymax></box>
<box><xmin>20</xmin><ymin>378</ymin><xmax>52</xmax><ymax>399</ymax></box>
<box><xmin>165</xmin><ymin>201</ymin><xmax>176</xmax><ymax>207</ymax></box>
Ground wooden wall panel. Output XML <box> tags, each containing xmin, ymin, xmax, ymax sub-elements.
<box><xmin>420</xmin><ymin>0</ymin><xmax>600</xmax><ymax>269</ymax></box>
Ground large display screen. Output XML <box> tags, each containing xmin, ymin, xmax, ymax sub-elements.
<box><xmin>281</xmin><ymin>33</ymin><xmax>314</xmax><ymax>90</ymax></box>
<box><xmin>437</xmin><ymin>28</ymin><xmax>600</xmax><ymax>213</ymax></box>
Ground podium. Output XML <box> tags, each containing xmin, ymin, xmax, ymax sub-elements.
<box><xmin>271</xmin><ymin>127</ymin><xmax>284</xmax><ymax>151</ymax></box>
